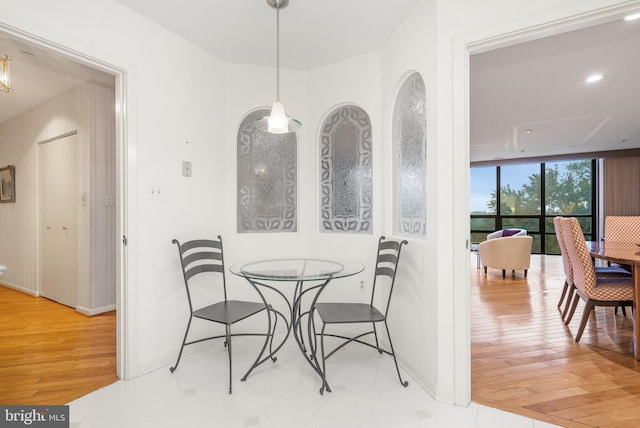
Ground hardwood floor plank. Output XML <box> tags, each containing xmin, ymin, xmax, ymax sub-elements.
<box><xmin>0</xmin><ymin>286</ymin><xmax>117</xmax><ymax>405</ymax></box>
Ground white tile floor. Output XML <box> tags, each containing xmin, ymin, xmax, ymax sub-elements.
<box><xmin>68</xmin><ymin>337</ymin><xmax>560</xmax><ymax>428</ymax></box>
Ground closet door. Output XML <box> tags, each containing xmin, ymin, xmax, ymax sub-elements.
<box><xmin>39</xmin><ymin>134</ymin><xmax>78</xmax><ymax>308</ymax></box>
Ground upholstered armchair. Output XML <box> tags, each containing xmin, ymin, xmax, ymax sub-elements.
<box><xmin>478</xmin><ymin>235</ymin><xmax>533</xmax><ymax>278</ymax></box>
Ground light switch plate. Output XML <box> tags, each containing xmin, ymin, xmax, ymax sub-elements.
<box><xmin>182</xmin><ymin>161</ymin><xmax>192</xmax><ymax>177</ymax></box>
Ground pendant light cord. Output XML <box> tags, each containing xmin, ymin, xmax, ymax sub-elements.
<box><xmin>276</xmin><ymin>6</ymin><xmax>280</xmax><ymax>102</ymax></box>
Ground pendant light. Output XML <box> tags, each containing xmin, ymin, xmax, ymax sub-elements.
<box><xmin>255</xmin><ymin>0</ymin><xmax>301</xmax><ymax>134</ymax></box>
<box><xmin>0</xmin><ymin>55</ymin><xmax>10</xmax><ymax>93</ymax></box>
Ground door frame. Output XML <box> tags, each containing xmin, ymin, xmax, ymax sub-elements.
<box><xmin>0</xmin><ymin>23</ymin><xmax>133</xmax><ymax>380</ymax></box>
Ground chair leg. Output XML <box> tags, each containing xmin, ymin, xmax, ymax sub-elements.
<box><xmin>615</xmin><ymin>305</ymin><xmax>627</xmax><ymax>316</ymax></box>
<box><xmin>558</xmin><ymin>280</ymin><xmax>568</xmax><ymax>308</ymax></box>
<box><xmin>565</xmin><ymin>292</ymin><xmax>581</xmax><ymax>325</ymax></box>
<box><xmin>562</xmin><ymin>285</ymin><xmax>575</xmax><ymax>319</ymax></box>
<box><xmin>383</xmin><ymin>321</ymin><xmax>408</xmax><ymax>388</ymax></box>
<box><xmin>170</xmin><ymin>315</ymin><xmax>193</xmax><ymax>373</ymax></box>
<box><xmin>372</xmin><ymin>322</ymin><xmax>382</xmax><ymax>353</ymax></box>
<box><xmin>575</xmin><ymin>300</ymin><xmax>595</xmax><ymax>342</ymax></box>
<box><xmin>524</xmin><ymin>269</ymin><xmax>528</xmax><ymax>278</ymax></box>
<box><xmin>484</xmin><ymin>266</ymin><xmax>487</xmax><ymax>274</ymax></box>
<box><xmin>226</xmin><ymin>325</ymin><xmax>232</xmax><ymax>394</ymax></box>
<box><xmin>502</xmin><ymin>270</ymin><xmax>506</xmax><ymax>278</ymax></box>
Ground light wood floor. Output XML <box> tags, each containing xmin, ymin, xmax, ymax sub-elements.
<box><xmin>472</xmin><ymin>254</ymin><xmax>640</xmax><ymax>427</ymax></box>
<box><xmin>0</xmin><ymin>286</ymin><xmax>117</xmax><ymax>404</ymax></box>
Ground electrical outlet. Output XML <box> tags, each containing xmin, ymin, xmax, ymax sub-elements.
<box><xmin>360</xmin><ymin>280</ymin><xmax>365</xmax><ymax>291</ymax></box>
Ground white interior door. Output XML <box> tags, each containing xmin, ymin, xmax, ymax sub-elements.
<box><xmin>39</xmin><ymin>133</ymin><xmax>78</xmax><ymax>308</ymax></box>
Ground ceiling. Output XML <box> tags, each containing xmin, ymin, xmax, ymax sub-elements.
<box><xmin>0</xmin><ymin>33</ymin><xmax>114</xmax><ymax>125</ymax></box>
<box><xmin>471</xmin><ymin>15</ymin><xmax>640</xmax><ymax>163</ymax></box>
<box><xmin>0</xmin><ymin>1</ymin><xmax>639</xmax><ymax>163</ymax></box>
<box><xmin>112</xmin><ymin>0</ymin><xmax>422</xmax><ymax>70</ymax></box>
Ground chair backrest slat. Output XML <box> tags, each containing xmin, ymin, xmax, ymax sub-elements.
<box><xmin>376</xmin><ymin>253</ymin><xmax>398</xmax><ymax>265</ymax></box>
<box><xmin>184</xmin><ymin>264</ymin><xmax>224</xmax><ymax>281</ymax></box>
<box><xmin>180</xmin><ymin>239</ymin><xmax>222</xmax><ymax>251</ymax></box>
<box><xmin>371</xmin><ymin>236</ymin><xmax>408</xmax><ymax>316</ymax></box>
<box><xmin>173</xmin><ymin>235</ymin><xmax>228</xmax><ymax>309</ymax></box>
<box><xmin>183</xmin><ymin>251</ymin><xmax>223</xmax><ymax>267</ymax></box>
<box><xmin>375</xmin><ymin>266</ymin><xmax>396</xmax><ymax>278</ymax></box>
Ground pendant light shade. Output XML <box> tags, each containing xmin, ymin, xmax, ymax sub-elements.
<box><xmin>255</xmin><ymin>0</ymin><xmax>301</xmax><ymax>134</ymax></box>
<box><xmin>255</xmin><ymin>101</ymin><xmax>301</xmax><ymax>134</ymax></box>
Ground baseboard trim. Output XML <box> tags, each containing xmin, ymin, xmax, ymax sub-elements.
<box><xmin>76</xmin><ymin>304</ymin><xmax>116</xmax><ymax>316</ymax></box>
<box><xmin>0</xmin><ymin>282</ymin><xmax>39</xmax><ymax>297</ymax></box>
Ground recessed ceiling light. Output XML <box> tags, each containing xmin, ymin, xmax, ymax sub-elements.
<box><xmin>624</xmin><ymin>12</ymin><xmax>640</xmax><ymax>21</ymax></box>
<box><xmin>525</xmin><ymin>129</ymin><xmax>532</xmax><ymax>134</ymax></box>
<box><xmin>585</xmin><ymin>73</ymin><xmax>604</xmax><ymax>83</ymax></box>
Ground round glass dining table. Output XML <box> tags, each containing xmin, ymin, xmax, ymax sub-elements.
<box><xmin>229</xmin><ymin>257</ymin><xmax>365</xmax><ymax>386</ymax></box>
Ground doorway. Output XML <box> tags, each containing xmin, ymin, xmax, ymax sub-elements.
<box><xmin>0</xmin><ymin>25</ymin><xmax>127</xmax><ymax>381</ymax></box>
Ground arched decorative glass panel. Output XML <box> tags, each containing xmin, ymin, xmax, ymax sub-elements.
<box><xmin>237</xmin><ymin>108</ymin><xmax>297</xmax><ymax>233</ymax></box>
<box><xmin>393</xmin><ymin>72</ymin><xmax>427</xmax><ymax>237</ymax></box>
<box><xmin>320</xmin><ymin>105</ymin><xmax>372</xmax><ymax>234</ymax></box>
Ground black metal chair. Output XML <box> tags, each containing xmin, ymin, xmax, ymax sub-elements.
<box><xmin>170</xmin><ymin>236</ymin><xmax>272</xmax><ymax>394</ymax></box>
<box><xmin>312</xmin><ymin>236</ymin><xmax>409</xmax><ymax>394</ymax></box>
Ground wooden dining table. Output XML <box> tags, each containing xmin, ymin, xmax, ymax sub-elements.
<box><xmin>588</xmin><ymin>240</ymin><xmax>640</xmax><ymax>360</ymax></box>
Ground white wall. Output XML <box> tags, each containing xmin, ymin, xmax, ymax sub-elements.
<box><xmin>379</xmin><ymin>0</ymin><xmax>439</xmax><ymax>398</ymax></box>
<box><xmin>1</xmin><ymin>0</ymin><xmax>638</xmax><ymax>405</ymax></box>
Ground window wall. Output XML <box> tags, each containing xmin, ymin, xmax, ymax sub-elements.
<box><xmin>470</xmin><ymin>159</ymin><xmax>596</xmax><ymax>254</ymax></box>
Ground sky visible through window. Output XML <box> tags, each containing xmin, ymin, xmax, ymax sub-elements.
<box><xmin>471</xmin><ymin>162</ymin><xmax>572</xmax><ymax>213</ymax></box>
<box><xmin>470</xmin><ymin>167</ymin><xmax>495</xmax><ymax>213</ymax></box>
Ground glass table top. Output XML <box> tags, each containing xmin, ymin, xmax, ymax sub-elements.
<box><xmin>229</xmin><ymin>257</ymin><xmax>364</xmax><ymax>282</ymax></box>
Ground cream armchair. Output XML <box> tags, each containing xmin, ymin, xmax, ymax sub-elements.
<box><xmin>478</xmin><ymin>235</ymin><xmax>533</xmax><ymax>278</ymax></box>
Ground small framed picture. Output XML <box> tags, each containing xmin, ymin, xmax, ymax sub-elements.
<box><xmin>0</xmin><ymin>165</ymin><xmax>16</xmax><ymax>203</ymax></box>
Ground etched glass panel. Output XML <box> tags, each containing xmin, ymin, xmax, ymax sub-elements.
<box><xmin>320</xmin><ymin>105</ymin><xmax>372</xmax><ymax>233</ymax></box>
<box><xmin>237</xmin><ymin>109</ymin><xmax>297</xmax><ymax>232</ymax></box>
<box><xmin>393</xmin><ymin>72</ymin><xmax>426</xmax><ymax>237</ymax></box>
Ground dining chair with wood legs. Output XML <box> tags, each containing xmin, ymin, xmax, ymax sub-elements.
<box><xmin>553</xmin><ymin>216</ymin><xmax>630</xmax><ymax>320</ymax></box>
<box><xmin>560</xmin><ymin>217</ymin><xmax>633</xmax><ymax>342</ymax></box>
